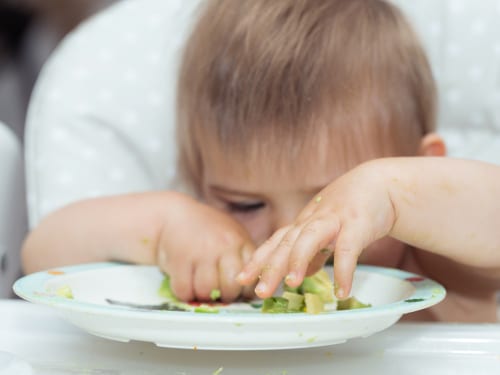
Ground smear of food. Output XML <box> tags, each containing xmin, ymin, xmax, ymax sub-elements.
<box><xmin>56</xmin><ymin>285</ymin><xmax>74</xmax><ymax>299</ymax></box>
<box><xmin>106</xmin><ymin>276</ymin><xmax>223</xmax><ymax>313</ymax></box>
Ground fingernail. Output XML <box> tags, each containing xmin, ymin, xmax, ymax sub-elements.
<box><xmin>255</xmin><ymin>282</ymin><xmax>267</xmax><ymax>295</ymax></box>
<box><xmin>334</xmin><ymin>283</ymin><xmax>345</xmax><ymax>299</ymax></box>
<box><xmin>285</xmin><ymin>273</ymin><xmax>296</xmax><ymax>285</ymax></box>
<box><xmin>336</xmin><ymin>288</ymin><xmax>345</xmax><ymax>299</ymax></box>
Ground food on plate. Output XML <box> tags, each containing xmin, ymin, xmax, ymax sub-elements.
<box><xmin>337</xmin><ymin>296</ymin><xmax>371</xmax><ymax>310</ymax></box>
<box><xmin>105</xmin><ymin>268</ymin><xmax>371</xmax><ymax>314</ymax></box>
<box><xmin>55</xmin><ymin>285</ymin><xmax>74</xmax><ymax>299</ymax></box>
<box><xmin>261</xmin><ymin>268</ymin><xmax>371</xmax><ymax>314</ymax></box>
<box><xmin>210</xmin><ymin>288</ymin><xmax>221</xmax><ymax>301</ymax></box>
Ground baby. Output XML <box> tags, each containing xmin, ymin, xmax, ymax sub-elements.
<box><xmin>22</xmin><ymin>0</ymin><xmax>500</xmax><ymax>322</ymax></box>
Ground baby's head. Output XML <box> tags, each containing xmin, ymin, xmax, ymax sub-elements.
<box><xmin>177</xmin><ymin>0</ymin><xmax>443</xmax><ymax>247</ymax></box>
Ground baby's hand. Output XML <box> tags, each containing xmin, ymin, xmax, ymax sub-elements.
<box><xmin>157</xmin><ymin>193</ymin><xmax>255</xmax><ymax>302</ymax></box>
<box><xmin>237</xmin><ymin>162</ymin><xmax>396</xmax><ymax>299</ymax></box>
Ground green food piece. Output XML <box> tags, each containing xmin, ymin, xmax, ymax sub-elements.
<box><xmin>194</xmin><ymin>304</ymin><xmax>220</xmax><ymax>313</ymax></box>
<box><xmin>283</xmin><ymin>284</ymin><xmax>300</xmax><ymax>294</ymax></box>
<box><xmin>262</xmin><ymin>297</ymin><xmax>289</xmax><ymax>313</ymax></box>
<box><xmin>281</xmin><ymin>291</ymin><xmax>305</xmax><ymax>312</ymax></box>
<box><xmin>210</xmin><ymin>289</ymin><xmax>221</xmax><ymax>301</ymax></box>
<box><xmin>299</xmin><ymin>269</ymin><xmax>334</xmax><ymax>303</ymax></box>
<box><xmin>250</xmin><ymin>302</ymin><xmax>263</xmax><ymax>309</ymax></box>
<box><xmin>56</xmin><ymin>285</ymin><xmax>74</xmax><ymax>299</ymax></box>
<box><xmin>405</xmin><ymin>298</ymin><xmax>425</xmax><ymax>303</ymax></box>
<box><xmin>304</xmin><ymin>293</ymin><xmax>324</xmax><ymax>314</ymax></box>
<box><xmin>213</xmin><ymin>367</ymin><xmax>224</xmax><ymax>375</ymax></box>
<box><xmin>337</xmin><ymin>297</ymin><xmax>371</xmax><ymax>310</ymax></box>
<box><xmin>158</xmin><ymin>275</ymin><xmax>178</xmax><ymax>301</ymax></box>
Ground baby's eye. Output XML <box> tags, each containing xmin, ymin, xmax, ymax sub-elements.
<box><xmin>226</xmin><ymin>201</ymin><xmax>265</xmax><ymax>213</ymax></box>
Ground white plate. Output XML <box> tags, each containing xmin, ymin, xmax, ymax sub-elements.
<box><xmin>13</xmin><ymin>263</ymin><xmax>445</xmax><ymax>350</ymax></box>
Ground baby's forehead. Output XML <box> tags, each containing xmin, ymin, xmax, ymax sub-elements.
<box><xmin>201</xmin><ymin>132</ymin><xmax>381</xmax><ymax>183</ymax></box>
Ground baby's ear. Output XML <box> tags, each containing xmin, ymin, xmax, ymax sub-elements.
<box><xmin>418</xmin><ymin>133</ymin><xmax>447</xmax><ymax>157</ymax></box>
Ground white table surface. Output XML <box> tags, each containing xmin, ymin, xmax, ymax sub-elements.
<box><xmin>1</xmin><ymin>299</ymin><xmax>500</xmax><ymax>375</ymax></box>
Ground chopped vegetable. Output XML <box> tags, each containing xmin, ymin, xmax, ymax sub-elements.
<box><xmin>250</xmin><ymin>302</ymin><xmax>263</xmax><ymax>309</ymax></box>
<box><xmin>304</xmin><ymin>293</ymin><xmax>324</xmax><ymax>314</ymax></box>
<box><xmin>262</xmin><ymin>297</ymin><xmax>289</xmax><ymax>313</ymax></box>
<box><xmin>210</xmin><ymin>289</ymin><xmax>221</xmax><ymax>301</ymax></box>
<box><xmin>120</xmin><ymin>269</ymin><xmax>370</xmax><ymax>315</ymax></box>
<box><xmin>260</xmin><ymin>268</ymin><xmax>371</xmax><ymax>314</ymax></box>
<box><xmin>404</xmin><ymin>298</ymin><xmax>425</xmax><ymax>303</ymax></box>
<box><xmin>299</xmin><ymin>269</ymin><xmax>334</xmax><ymax>303</ymax></box>
<box><xmin>337</xmin><ymin>296</ymin><xmax>371</xmax><ymax>310</ymax></box>
<box><xmin>283</xmin><ymin>283</ymin><xmax>300</xmax><ymax>294</ymax></box>
<box><xmin>262</xmin><ymin>270</ymin><xmax>333</xmax><ymax>314</ymax></box>
<box><xmin>194</xmin><ymin>304</ymin><xmax>220</xmax><ymax>313</ymax></box>
<box><xmin>281</xmin><ymin>291</ymin><xmax>305</xmax><ymax>312</ymax></box>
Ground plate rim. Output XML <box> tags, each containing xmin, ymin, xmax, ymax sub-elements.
<box><xmin>13</xmin><ymin>262</ymin><xmax>446</xmax><ymax>322</ymax></box>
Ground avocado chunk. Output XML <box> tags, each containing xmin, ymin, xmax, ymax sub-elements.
<box><xmin>262</xmin><ymin>297</ymin><xmax>289</xmax><ymax>313</ymax></box>
<box><xmin>337</xmin><ymin>296</ymin><xmax>371</xmax><ymax>310</ymax></box>
<box><xmin>299</xmin><ymin>269</ymin><xmax>334</xmax><ymax>303</ymax></box>
<box><xmin>283</xmin><ymin>284</ymin><xmax>300</xmax><ymax>294</ymax></box>
<box><xmin>304</xmin><ymin>293</ymin><xmax>324</xmax><ymax>314</ymax></box>
<box><xmin>281</xmin><ymin>291</ymin><xmax>305</xmax><ymax>312</ymax></box>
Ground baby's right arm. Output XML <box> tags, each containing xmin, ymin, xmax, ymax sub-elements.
<box><xmin>22</xmin><ymin>191</ymin><xmax>255</xmax><ymax>302</ymax></box>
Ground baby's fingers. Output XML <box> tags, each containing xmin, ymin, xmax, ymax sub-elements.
<box><xmin>286</xmin><ymin>215</ymin><xmax>341</xmax><ymax>287</ymax></box>
<box><xmin>332</xmin><ymin>219</ymin><xmax>371</xmax><ymax>299</ymax></box>
<box><xmin>219</xmin><ymin>251</ymin><xmax>246</xmax><ymax>302</ymax></box>
<box><xmin>253</xmin><ymin>226</ymin><xmax>305</xmax><ymax>298</ymax></box>
<box><xmin>169</xmin><ymin>263</ymin><xmax>195</xmax><ymax>302</ymax></box>
<box><xmin>193</xmin><ymin>261</ymin><xmax>218</xmax><ymax>301</ymax></box>
<box><xmin>237</xmin><ymin>226</ymin><xmax>289</xmax><ymax>285</ymax></box>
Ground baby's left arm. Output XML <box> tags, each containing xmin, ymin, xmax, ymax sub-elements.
<box><xmin>237</xmin><ymin>157</ymin><xmax>500</xmax><ymax>299</ymax></box>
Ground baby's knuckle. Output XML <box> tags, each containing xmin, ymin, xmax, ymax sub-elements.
<box><xmin>303</xmin><ymin>217</ymin><xmax>329</xmax><ymax>236</ymax></box>
<box><xmin>278</xmin><ymin>236</ymin><xmax>294</xmax><ymax>250</ymax></box>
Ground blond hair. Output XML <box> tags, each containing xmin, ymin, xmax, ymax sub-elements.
<box><xmin>177</xmin><ymin>0</ymin><xmax>436</xmax><ymax>194</ymax></box>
